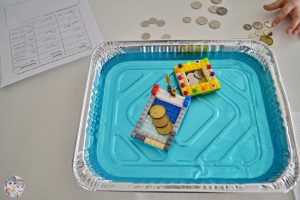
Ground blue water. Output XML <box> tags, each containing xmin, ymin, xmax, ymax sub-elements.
<box><xmin>84</xmin><ymin>51</ymin><xmax>289</xmax><ymax>184</ymax></box>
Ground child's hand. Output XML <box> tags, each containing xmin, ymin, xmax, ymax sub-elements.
<box><xmin>264</xmin><ymin>0</ymin><xmax>300</xmax><ymax>35</ymax></box>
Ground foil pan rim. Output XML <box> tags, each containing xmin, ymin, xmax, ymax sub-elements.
<box><xmin>72</xmin><ymin>40</ymin><xmax>299</xmax><ymax>192</ymax></box>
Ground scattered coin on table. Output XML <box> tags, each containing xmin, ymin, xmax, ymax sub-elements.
<box><xmin>183</xmin><ymin>16</ymin><xmax>192</xmax><ymax>23</ymax></box>
<box><xmin>156</xmin><ymin>20</ymin><xmax>165</xmax><ymax>27</ymax></box>
<box><xmin>141</xmin><ymin>32</ymin><xmax>151</xmax><ymax>40</ymax></box>
<box><xmin>243</xmin><ymin>24</ymin><xmax>252</xmax><ymax>30</ymax></box>
<box><xmin>196</xmin><ymin>16</ymin><xmax>208</xmax><ymax>25</ymax></box>
<box><xmin>211</xmin><ymin>0</ymin><xmax>222</xmax><ymax>4</ymax></box>
<box><xmin>140</xmin><ymin>21</ymin><xmax>149</xmax><ymax>28</ymax></box>
<box><xmin>260</xmin><ymin>35</ymin><xmax>273</xmax><ymax>46</ymax></box>
<box><xmin>253</xmin><ymin>21</ymin><xmax>263</xmax><ymax>30</ymax></box>
<box><xmin>264</xmin><ymin>20</ymin><xmax>272</xmax><ymax>28</ymax></box>
<box><xmin>264</xmin><ymin>29</ymin><xmax>273</xmax><ymax>36</ymax></box>
<box><xmin>191</xmin><ymin>1</ymin><xmax>202</xmax><ymax>9</ymax></box>
<box><xmin>248</xmin><ymin>32</ymin><xmax>257</xmax><ymax>40</ymax></box>
<box><xmin>209</xmin><ymin>20</ymin><xmax>221</xmax><ymax>29</ymax></box>
<box><xmin>161</xmin><ymin>34</ymin><xmax>171</xmax><ymax>39</ymax></box>
<box><xmin>149</xmin><ymin>17</ymin><xmax>157</xmax><ymax>24</ymax></box>
<box><xmin>216</xmin><ymin>7</ymin><xmax>227</xmax><ymax>15</ymax></box>
<box><xmin>254</xmin><ymin>29</ymin><xmax>264</xmax><ymax>37</ymax></box>
<box><xmin>208</xmin><ymin>5</ymin><xmax>218</xmax><ymax>14</ymax></box>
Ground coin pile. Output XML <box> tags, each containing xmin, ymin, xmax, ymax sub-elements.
<box><xmin>140</xmin><ymin>17</ymin><xmax>166</xmax><ymax>28</ymax></box>
<box><xmin>243</xmin><ymin>20</ymin><xmax>274</xmax><ymax>46</ymax></box>
<box><xmin>149</xmin><ymin>105</ymin><xmax>173</xmax><ymax>135</ymax></box>
<box><xmin>186</xmin><ymin>70</ymin><xmax>206</xmax><ymax>85</ymax></box>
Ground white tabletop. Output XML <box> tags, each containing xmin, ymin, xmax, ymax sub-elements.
<box><xmin>0</xmin><ymin>0</ymin><xmax>299</xmax><ymax>199</ymax></box>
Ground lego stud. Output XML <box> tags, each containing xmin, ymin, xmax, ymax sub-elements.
<box><xmin>178</xmin><ymin>75</ymin><xmax>182</xmax><ymax>80</ymax></box>
<box><xmin>210</xmin><ymin>83</ymin><xmax>216</xmax><ymax>88</ymax></box>
<box><xmin>195</xmin><ymin>60</ymin><xmax>200</xmax><ymax>64</ymax></box>
<box><xmin>201</xmin><ymin>86</ymin><xmax>206</xmax><ymax>91</ymax></box>
<box><xmin>183</xmin><ymin>91</ymin><xmax>189</xmax><ymax>96</ymax></box>
<box><xmin>178</xmin><ymin>64</ymin><xmax>183</xmax><ymax>68</ymax></box>
<box><xmin>151</xmin><ymin>84</ymin><xmax>159</xmax><ymax>95</ymax></box>
<box><xmin>210</xmin><ymin>71</ymin><xmax>215</xmax><ymax>76</ymax></box>
<box><xmin>180</xmin><ymin>83</ymin><xmax>185</xmax><ymax>88</ymax></box>
<box><xmin>192</xmin><ymin>88</ymin><xmax>198</xmax><ymax>93</ymax></box>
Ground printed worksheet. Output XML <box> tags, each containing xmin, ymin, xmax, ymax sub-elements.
<box><xmin>0</xmin><ymin>0</ymin><xmax>102</xmax><ymax>87</ymax></box>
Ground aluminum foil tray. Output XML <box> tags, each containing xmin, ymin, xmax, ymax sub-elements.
<box><xmin>73</xmin><ymin>40</ymin><xmax>299</xmax><ymax>192</ymax></box>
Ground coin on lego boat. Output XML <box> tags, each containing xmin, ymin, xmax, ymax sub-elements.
<box><xmin>211</xmin><ymin>0</ymin><xmax>222</xmax><ymax>4</ymax></box>
<box><xmin>209</xmin><ymin>6</ymin><xmax>218</xmax><ymax>14</ymax></box>
<box><xmin>264</xmin><ymin>20</ymin><xmax>272</xmax><ymax>28</ymax></box>
<box><xmin>191</xmin><ymin>1</ymin><xmax>202</xmax><ymax>9</ymax></box>
<box><xmin>194</xmin><ymin>70</ymin><xmax>203</xmax><ymax>79</ymax></box>
<box><xmin>253</xmin><ymin>21</ymin><xmax>263</xmax><ymax>30</ymax></box>
<box><xmin>150</xmin><ymin>105</ymin><xmax>166</xmax><ymax>119</ymax></box>
<box><xmin>243</xmin><ymin>24</ymin><xmax>252</xmax><ymax>30</ymax></box>
<box><xmin>216</xmin><ymin>7</ymin><xmax>227</xmax><ymax>15</ymax></box>
<box><xmin>156</xmin><ymin>121</ymin><xmax>173</xmax><ymax>135</ymax></box>
<box><xmin>260</xmin><ymin>35</ymin><xmax>273</xmax><ymax>46</ymax></box>
<box><xmin>141</xmin><ymin>32</ymin><xmax>151</xmax><ymax>40</ymax></box>
<box><xmin>140</xmin><ymin>20</ymin><xmax>149</xmax><ymax>27</ymax></box>
<box><xmin>209</xmin><ymin>20</ymin><xmax>221</xmax><ymax>29</ymax></box>
<box><xmin>156</xmin><ymin>20</ymin><xmax>165</xmax><ymax>27</ymax></box>
<box><xmin>152</xmin><ymin>115</ymin><xmax>170</xmax><ymax>128</ymax></box>
<box><xmin>189</xmin><ymin>77</ymin><xmax>199</xmax><ymax>85</ymax></box>
<box><xmin>183</xmin><ymin>16</ymin><xmax>192</xmax><ymax>23</ymax></box>
<box><xmin>149</xmin><ymin>17</ymin><xmax>157</xmax><ymax>24</ymax></box>
<box><xmin>196</xmin><ymin>16</ymin><xmax>208</xmax><ymax>25</ymax></box>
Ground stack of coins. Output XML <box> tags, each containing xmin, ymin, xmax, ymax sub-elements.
<box><xmin>149</xmin><ymin>105</ymin><xmax>173</xmax><ymax>135</ymax></box>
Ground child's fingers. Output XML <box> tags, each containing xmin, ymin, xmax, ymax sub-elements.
<box><xmin>292</xmin><ymin>24</ymin><xmax>300</xmax><ymax>34</ymax></box>
<box><xmin>286</xmin><ymin>17</ymin><xmax>300</xmax><ymax>34</ymax></box>
<box><xmin>263</xmin><ymin>0</ymin><xmax>284</xmax><ymax>11</ymax></box>
<box><xmin>272</xmin><ymin>3</ymin><xmax>295</xmax><ymax>26</ymax></box>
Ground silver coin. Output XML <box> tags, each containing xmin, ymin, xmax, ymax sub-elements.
<box><xmin>211</xmin><ymin>0</ymin><xmax>222</xmax><ymax>4</ymax></box>
<box><xmin>141</xmin><ymin>32</ymin><xmax>151</xmax><ymax>40</ymax></box>
<box><xmin>156</xmin><ymin>20</ymin><xmax>165</xmax><ymax>27</ymax></box>
<box><xmin>189</xmin><ymin>77</ymin><xmax>199</xmax><ymax>85</ymax></box>
<box><xmin>252</xmin><ymin>21</ymin><xmax>263</xmax><ymax>30</ymax></box>
<box><xmin>255</xmin><ymin>29</ymin><xmax>264</xmax><ymax>37</ymax></box>
<box><xmin>140</xmin><ymin>21</ymin><xmax>149</xmax><ymax>27</ymax></box>
<box><xmin>209</xmin><ymin>20</ymin><xmax>221</xmax><ymax>29</ymax></box>
<box><xmin>186</xmin><ymin>73</ymin><xmax>195</xmax><ymax>80</ymax></box>
<box><xmin>149</xmin><ymin>17</ymin><xmax>157</xmax><ymax>24</ymax></box>
<box><xmin>248</xmin><ymin>32</ymin><xmax>258</xmax><ymax>40</ymax></box>
<box><xmin>216</xmin><ymin>7</ymin><xmax>227</xmax><ymax>15</ymax></box>
<box><xmin>194</xmin><ymin>70</ymin><xmax>203</xmax><ymax>79</ymax></box>
<box><xmin>196</xmin><ymin>16</ymin><xmax>208</xmax><ymax>25</ymax></box>
<box><xmin>243</xmin><ymin>24</ymin><xmax>252</xmax><ymax>30</ymax></box>
<box><xmin>183</xmin><ymin>16</ymin><xmax>192</xmax><ymax>23</ymax></box>
<box><xmin>208</xmin><ymin>6</ymin><xmax>218</xmax><ymax>14</ymax></box>
<box><xmin>264</xmin><ymin>20</ymin><xmax>272</xmax><ymax>28</ymax></box>
<box><xmin>191</xmin><ymin>1</ymin><xmax>202</xmax><ymax>9</ymax></box>
<box><xmin>161</xmin><ymin>34</ymin><xmax>171</xmax><ymax>40</ymax></box>
<box><xmin>263</xmin><ymin>29</ymin><xmax>273</xmax><ymax>36</ymax></box>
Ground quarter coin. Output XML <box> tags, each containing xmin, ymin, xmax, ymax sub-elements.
<box><xmin>141</xmin><ymin>32</ymin><xmax>151</xmax><ymax>40</ymax></box>
<box><xmin>196</xmin><ymin>16</ymin><xmax>208</xmax><ymax>25</ymax></box>
<box><xmin>208</xmin><ymin>6</ymin><xmax>218</xmax><ymax>14</ymax></box>
<box><xmin>252</xmin><ymin>21</ymin><xmax>263</xmax><ymax>30</ymax></box>
<box><xmin>216</xmin><ymin>7</ymin><xmax>227</xmax><ymax>15</ymax></box>
<box><xmin>156</xmin><ymin>20</ymin><xmax>165</xmax><ymax>27</ymax></box>
<box><xmin>149</xmin><ymin>105</ymin><xmax>166</xmax><ymax>119</ymax></box>
<box><xmin>209</xmin><ymin>20</ymin><xmax>221</xmax><ymax>29</ymax></box>
<box><xmin>183</xmin><ymin>16</ymin><xmax>192</xmax><ymax>23</ymax></box>
<box><xmin>191</xmin><ymin>1</ymin><xmax>202</xmax><ymax>9</ymax></box>
<box><xmin>243</xmin><ymin>24</ymin><xmax>252</xmax><ymax>30</ymax></box>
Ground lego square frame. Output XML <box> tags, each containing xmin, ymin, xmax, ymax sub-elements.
<box><xmin>174</xmin><ymin>58</ymin><xmax>221</xmax><ymax>96</ymax></box>
<box><xmin>131</xmin><ymin>84</ymin><xmax>191</xmax><ymax>152</ymax></box>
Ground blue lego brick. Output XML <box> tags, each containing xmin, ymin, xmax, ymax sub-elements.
<box><xmin>150</xmin><ymin>99</ymin><xmax>181</xmax><ymax>124</ymax></box>
<box><xmin>183</xmin><ymin>96</ymin><xmax>191</xmax><ymax>107</ymax></box>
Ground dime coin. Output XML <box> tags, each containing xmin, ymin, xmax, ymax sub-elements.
<box><xmin>216</xmin><ymin>7</ymin><xmax>227</xmax><ymax>15</ymax></box>
<box><xmin>211</xmin><ymin>0</ymin><xmax>222</xmax><ymax>4</ymax></box>
<box><xmin>264</xmin><ymin>20</ymin><xmax>272</xmax><ymax>28</ymax></box>
<box><xmin>260</xmin><ymin>35</ymin><xmax>273</xmax><ymax>46</ymax></box>
<box><xmin>149</xmin><ymin>17</ymin><xmax>157</xmax><ymax>24</ymax></box>
<box><xmin>152</xmin><ymin>115</ymin><xmax>169</xmax><ymax>128</ymax></box>
<box><xmin>243</xmin><ymin>24</ymin><xmax>252</xmax><ymax>30</ymax></box>
<box><xmin>141</xmin><ymin>32</ymin><xmax>151</xmax><ymax>40</ymax></box>
<box><xmin>141</xmin><ymin>21</ymin><xmax>149</xmax><ymax>27</ymax></box>
<box><xmin>191</xmin><ymin>1</ymin><xmax>202</xmax><ymax>9</ymax></box>
<box><xmin>161</xmin><ymin>34</ymin><xmax>171</xmax><ymax>39</ymax></box>
<box><xmin>209</xmin><ymin>20</ymin><xmax>221</xmax><ymax>29</ymax></box>
<box><xmin>255</xmin><ymin>29</ymin><xmax>264</xmax><ymax>36</ymax></box>
<box><xmin>196</xmin><ymin>16</ymin><xmax>208</xmax><ymax>25</ymax></box>
<box><xmin>252</xmin><ymin>21</ymin><xmax>263</xmax><ymax>30</ymax></box>
<box><xmin>149</xmin><ymin>105</ymin><xmax>166</xmax><ymax>119</ymax></box>
<box><xmin>156</xmin><ymin>20</ymin><xmax>165</xmax><ymax>27</ymax></box>
<box><xmin>183</xmin><ymin>16</ymin><xmax>192</xmax><ymax>23</ymax></box>
<box><xmin>208</xmin><ymin>6</ymin><xmax>218</xmax><ymax>14</ymax></box>
<box><xmin>156</xmin><ymin>121</ymin><xmax>173</xmax><ymax>135</ymax></box>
